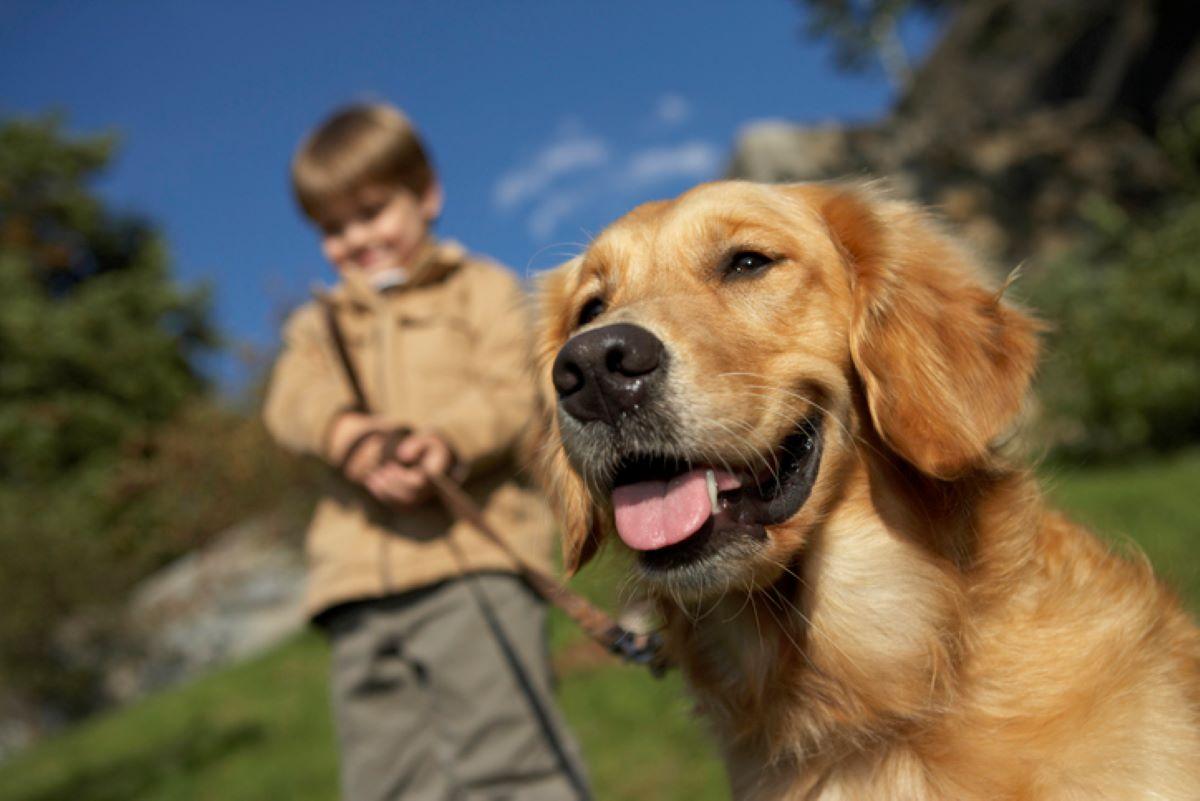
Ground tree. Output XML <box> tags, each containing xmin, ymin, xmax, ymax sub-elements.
<box><xmin>0</xmin><ymin>116</ymin><xmax>213</xmax><ymax>486</ymax></box>
<box><xmin>0</xmin><ymin>116</ymin><xmax>215</xmax><ymax>716</ymax></box>
<box><xmin>797</xmin><ymin>0</ymin><xmax>953</xmax><ymax>88</ymax></box>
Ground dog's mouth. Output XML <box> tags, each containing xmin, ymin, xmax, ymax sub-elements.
<box><xmin>606</xmin><ymin>416</ymin><xmax>824</xmax><ymax>571</ymax></box>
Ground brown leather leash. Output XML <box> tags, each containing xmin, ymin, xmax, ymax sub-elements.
<box><xmin>427</xmin><ymin>467</ymin><xmax>666</xmax><ymax>673</ymax></box>
<box><xmin>320</xmin><ymin>300</ymin><xmax>668</xmax><ymax>675</ymax></box>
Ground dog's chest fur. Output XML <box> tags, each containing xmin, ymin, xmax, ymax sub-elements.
<box><xmin>664</xmin><ymin>495</ymin><xmax>1200</xmax><ymax>800</ymax></box>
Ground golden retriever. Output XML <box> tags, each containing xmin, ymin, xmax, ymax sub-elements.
<box><xmin>532</xmin><ymin>181</ymin><xmax>1200</xmax><ymax>800</ymax></box>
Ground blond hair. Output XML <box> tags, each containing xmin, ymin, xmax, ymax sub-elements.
<box><xmin>291</xmin><ymin>103</ymin><xmax>436</xmax><ymax>220</ymax></box>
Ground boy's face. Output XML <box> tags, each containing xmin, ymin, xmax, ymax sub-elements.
<box><xmin>316</xmin><ymin>182</ymin><xmax>443</xmax><ymax>278</ymax></box>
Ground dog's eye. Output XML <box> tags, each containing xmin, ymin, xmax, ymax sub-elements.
<box><xmin>576</xmin><ymin>297</ymin><xmax>606</xmax><ymax>328</ymax></box>
<box><xmin>724</xmin><ymin>251</ymin><xmax>775</xmax><ymax>279</ymax></box>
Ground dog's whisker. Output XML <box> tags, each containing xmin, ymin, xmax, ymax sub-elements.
<box><xmin>615</xmin><ymin>569</ymin><xmax>641</xmax><ymax>608</ymax></box>
<box><xmin>694</xmin><ymin>410</ymin><xmax>783</xmax><ymax>478</ymax></box>
<box><xmin>696</xmin><ymin>389</ymin><xmax>807</xmax><ymax>485</ymax></box>
<box><xmin>524</xmin><ymin>241</ymin><xmax>589</xmax><ymax>274</ymax></box>
<box><xmin>725</xmin><ymin>582</ymin><xmax>758</xmax><ymax>624</ymax></box>
<box><xmin>699</xmin><ymin>418</ymin><xmax>779</xmax><ymax>485</ymax></box>
<box><xmin>758</xmin><ymin>557</ymin><xmax>864</xmax><ymax>672</ymax></box>
<box><xmin>748</xmin><ymin>593</ymin><xmax>764</xmax><ymax>645</ymax></box>
<box><xmin>692</xmin><ymin>574</ymin><xmax>733</xmax><ymax>624</ymax></box>
<box><xmin>727</xmin><ymin>382</ymin><xmax>885</xmax><ymax>466</ymax></box>
<box><xmin>690</xmin><ymin>575</ymin><xmax>711</xmax><ymax>622</ymax></box>
<box><xmin>756</xmin><ymin>588</ymin><xmax>818</xmax><ymax>673</ymax></box>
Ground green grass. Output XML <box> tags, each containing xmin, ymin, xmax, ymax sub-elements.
<box><xmin>0</xmin><ymin>546</ymin><xmax>727</xmax><ymax>801</ymax></box>
<box><xmin>1043</xmin><ymin>448</ymin><xmax>1200</xmax><ymax>612</ymax></box>
<box><xmin>0</xmin><ymin>633</ymin><xmax>338</xmax><ymax>801</ymax></box>
<box><xmin>2</xmin><ymin>451</ymin><xmax>1197</xmax><ymax>801</ymax></box>
<box><xmin>559</xmin><ymin>658</ymin><xmax>726</xmax><ymax>800</ymax></box>
<box><xmin>550</xmin><ymin>546</ymin><xmax>730</xmax><ymax>800</ymax></box>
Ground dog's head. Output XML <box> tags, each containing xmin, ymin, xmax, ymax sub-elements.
<box><xmin>533</xmin><ymin>181</ymin><xmax>1039</xmax><ymax>598</ymax></box>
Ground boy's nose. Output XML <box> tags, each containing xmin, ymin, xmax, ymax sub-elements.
<box><xmin>342</xmin><ymin>220</ymin><xmax>371</xmax><ymax>248</ymax></box>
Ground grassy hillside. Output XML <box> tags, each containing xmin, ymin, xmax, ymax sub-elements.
<box><xmin>2</xmin><ymin>451</ymin><xmax>1197</xmax><ymax>801</ymax></box>
<box><xmin>1044</xmin><ymin>449</ymin><xmax>1200</xmax><ymax>612</ymax></box>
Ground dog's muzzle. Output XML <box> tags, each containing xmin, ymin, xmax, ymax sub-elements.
<box><xmin>551</xmin><ymin>322</ymin><xmax>826</xmax><ymax>587</ymax></box>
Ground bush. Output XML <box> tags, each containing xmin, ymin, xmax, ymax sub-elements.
<box><xmin>0</xmin><ymin>401</ymin><xmax>319</xmax><ymax>717</ymax></box>
<box><xmin>0</xmin><ymin>116</ymin><xmax>320</xmax><ymax>721</ymax></box>
<box><xmin>1029</xmin><ymin>194</ymin><xmax>1200</xmax><ymax>460</ymax></box>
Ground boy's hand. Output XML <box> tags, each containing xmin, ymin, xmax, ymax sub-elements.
<box><xmin>329</xmin><ymin>412</ymin><xmax>387</xmax><ymax>484</ymax></box>
<box><xmin>364</xmin><ymin>431</ymin><xmax>456</xmax><ymax>507</ymax></box>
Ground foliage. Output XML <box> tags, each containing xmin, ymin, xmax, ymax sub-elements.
<box><xmin>797</xmin><ymin>0</ymin><xmax>952</xmax><ymax>79</ymax></box>
<box><xmin>1029</xmin><ymin>190</ymin><xmax>1200</xmax><ymax>461</ymax></box>
<box><xmin>0</xmin><ymin>116</ymin><xmax>213</xmax><ymax>486</ymax></box>
<box><xmin>0</xmin><ymin>116</ymin><xmax>315</xmax><ymax>717</ymax></box>
<box><xmin>0</xmin><ymin>399</ymin><xmax>318</xmax><ymax>717</ymax></box>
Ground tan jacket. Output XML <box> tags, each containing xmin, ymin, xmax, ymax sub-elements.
<box><xmin>263</xmin><ymin>239</ymin><xmax>556</xmax><ymax>617</ymax></box>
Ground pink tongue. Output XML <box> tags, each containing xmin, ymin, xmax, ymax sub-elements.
<box><xmin>612</xmin><ymin>469</ymin><xmax>728</xmax><ymax>551</ymax></box>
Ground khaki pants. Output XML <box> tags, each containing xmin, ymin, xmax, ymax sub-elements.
<box><xmin>321</xmin><ymin>574</ymin><xmax>590</xmax><ymax>801</ymax></box>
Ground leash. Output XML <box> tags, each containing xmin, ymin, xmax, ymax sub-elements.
<box><xmin>320</xmin><ymin>300</ymin><xmax>668</xmax><ymax>675</ymax></box>
<box><xmin>425</xmin><ymin>466</ymin><xmax>667</xmax><ymax>673</ymax></box>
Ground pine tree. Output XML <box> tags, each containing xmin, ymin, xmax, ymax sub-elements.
<box><xmin>0</xmin><ymin>116</ymin><xmax>215</xmax><ymax>716</ymax></box>
<box><xmin>0</xmin><ymin>116</ymin><xmax>213</xmax><ymax>485</ymax></box>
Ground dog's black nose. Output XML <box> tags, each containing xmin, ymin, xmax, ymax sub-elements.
<box><xmin>552</xmin><ymin>323</ymin><xmax>665</xmax><ymax>424</ymax></box>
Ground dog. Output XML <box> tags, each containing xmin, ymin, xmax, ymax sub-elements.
<box><xmin>531</xmin><ymin>181</ymin><xmax>1200</xmax><ymax>799</ymax></box>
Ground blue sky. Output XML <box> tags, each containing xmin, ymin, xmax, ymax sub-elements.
<box><xmin>1</xmin><ymin>0</ymin><xmax>937</xmax><ymax>389</ymax></box>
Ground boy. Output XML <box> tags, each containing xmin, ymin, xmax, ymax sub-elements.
<box><xmin>263</xmin><ymin>103</ymin><xmax>589</xmax><ymax>801</ymax></box>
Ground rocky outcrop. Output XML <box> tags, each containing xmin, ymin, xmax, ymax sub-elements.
<box><xmin>0</xmin><ymin>514</ymin><xmax>307</xmax><ymax>763</ymax></box>
<box><xmin>105</xmin><ymin>514</ymin><xmax>307</xmax><ymax>703</ymax></box>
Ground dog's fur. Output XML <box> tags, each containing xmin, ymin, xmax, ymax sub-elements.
<box><xmin>532</xmin><ymin>181</ymin><xmax>1200</xmax><ymax>799</ymax></box>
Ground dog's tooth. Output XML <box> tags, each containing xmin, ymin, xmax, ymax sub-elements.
<box><xmin>706</xmin><ymin>469</ymin><xmax>720</xmax><ymax>515</ymax></box>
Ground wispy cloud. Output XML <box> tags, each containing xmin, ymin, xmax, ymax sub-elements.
<box><xmin>528</xmin><ymin>189</ymin><xmax>589</xmax><ymax>241</ymax></box>
<box><xmin>493</xmin><ymin>100</ymin><xmax>723</xmax><ymax>242</ymax></box>
<box><xmin>622</xmin><ymin>141</ymin><xmax>721</xmax><ymax>188</ymax></box>
<box><xmin>652</xmin><ymin>93</ymin><xmax>691</xmax><ymax>127</ymax></box>
<box><xmin>492</xmin><ymin>127</ymin><xmax>609</xmax><ymax>211</ymax></box>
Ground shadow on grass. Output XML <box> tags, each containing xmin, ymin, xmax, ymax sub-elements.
<box><xmin>23</xmin><ymin>719</ymin><xmax>264</xmax><ymax>801</ymax></box>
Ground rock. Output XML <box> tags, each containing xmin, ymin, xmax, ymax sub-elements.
<box><xmin>0</xmin><ymin>513</ymin><xmax>307</xmax><ymax>763</ymax></box>
<box><xmin>727</xmin><ymin>122</ymin><xmax>861</xmax><ymax>183</ymax></box>
<box><xmin>105</xmin><ymin>514</ymin><xmax>307</xmax><ymax>703</ymax></box>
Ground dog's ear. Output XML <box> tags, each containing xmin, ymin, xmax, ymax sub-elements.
<box><xmin>808</xmin><ymin>183</ymin><xmax>1040</xmax><ymax>479</ymax></box>
<box><xmin>532</xmin><ymin>260</ymin><xmax>604</xmax><ymax>574</ymax></box>
<box><xmin>518</xmin><ymin>394</ymin><xmax>602</xmax><ymax>577</ymax></box>
<box><xmin>540</xmin><ymin>449</ymin><xmax>603</xmax><ymax>575</ymax></box>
